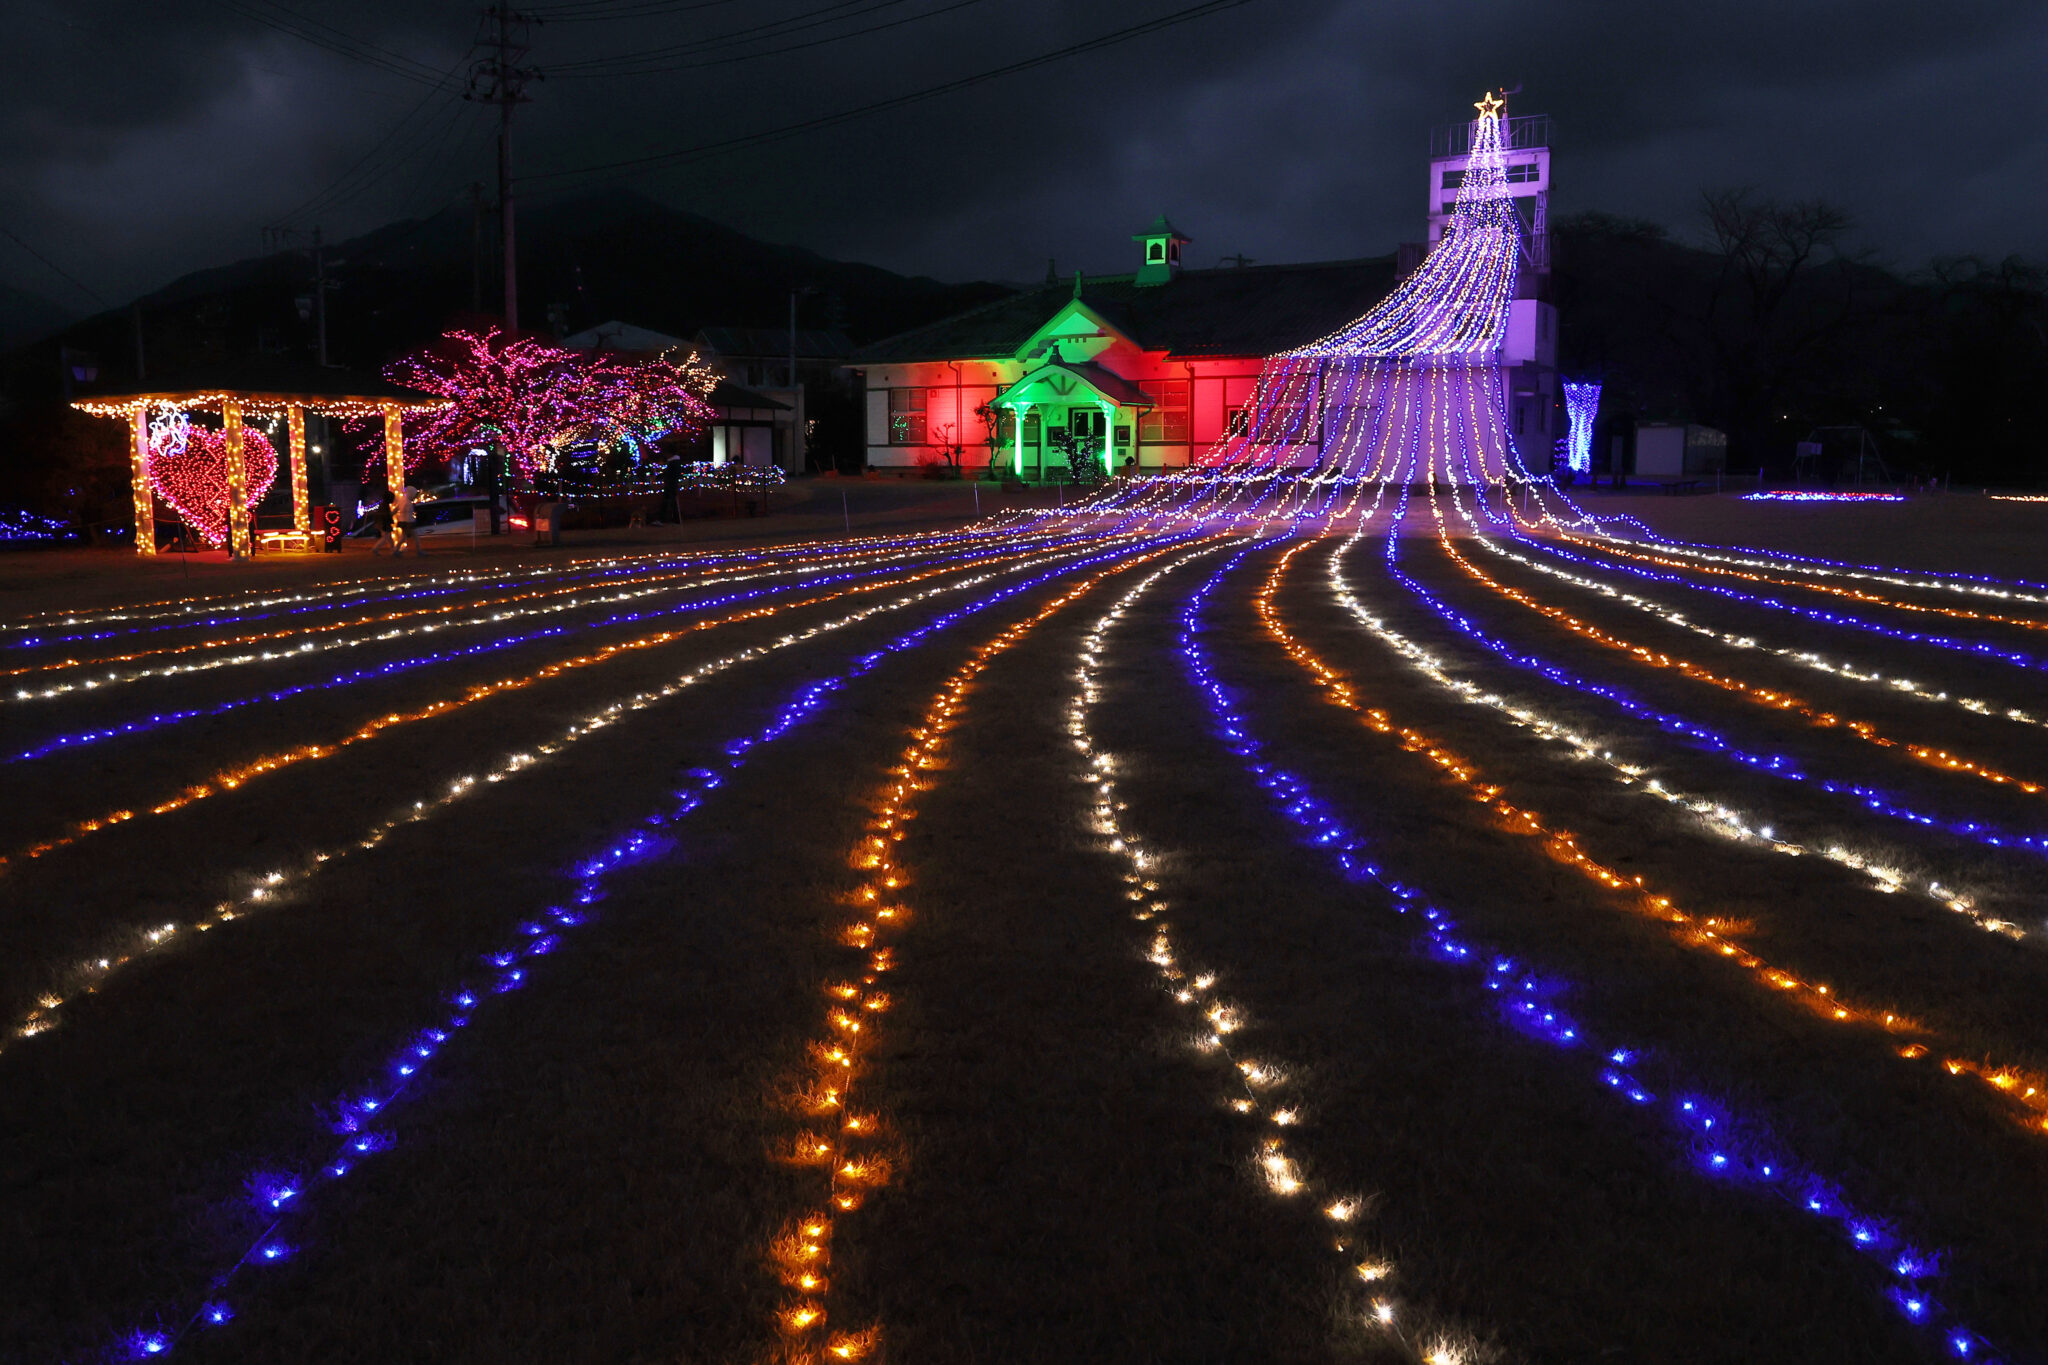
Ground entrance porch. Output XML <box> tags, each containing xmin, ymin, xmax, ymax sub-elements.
<box><xmin>991</xmin><ymin>360</ymin><xmax>1151</xmax><ymax>482</ymax></box>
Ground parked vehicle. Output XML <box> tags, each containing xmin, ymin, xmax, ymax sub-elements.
<box><xmin>351</xmin><ymin>494</ymin><xmax>496</xmax><ymax>538</ymax></box>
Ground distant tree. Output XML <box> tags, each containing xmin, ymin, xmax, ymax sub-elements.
<box><xmin>920</xmin><ymin>421</ymin><xmax>965</xmax><ymax>476</ymax></box>
<box><xmin>1917</xmin><ymin>255</ymin><xmax>2048</xmax><ymax>484</ymax></box>
<box><xmin>1</xmin><ymin>404</ymin><xmax>129</xmax><ymax>524</ymax></box>
<box><xmin>1675</xmin><ymin>191</ymin><xmax>1862</xmax><ymax>466</ymax></box>
<box><xmin>973</xmin><ymin>399</ymin><xmax>1006</xmax><ymax>475</ymax></box>
<box><xmin>1554</xmin><ymin>194</ymin><xmax>1894</xmax><ymax>472</ymax></box>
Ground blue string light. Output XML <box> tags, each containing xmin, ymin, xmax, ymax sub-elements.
<box><xmin>1517</xmin><ymin>525</ymin><xmax>2048</xmax><ymax>677</ymax></box>
<box><xmin>94</xmin><ymin>532</ymin><xmax>1184</xmax><ymax>1357</ymax></box>
<box><xmin>6</xmin><ymin>529</ymin><xmax>1110</xmax><ymax>765</ymax></box>
<box><xmin>1178</xmin><ymin>542</ymin><xmax>2007</xmax><ymax>1363</ymax></box>
<box><xmin>1375</xmin><ymin>493</ymin><xmax>2048</xmax><ymax>860</ymax></box>
<box><xmin>4</xmin><ymin>522</ymin><xmax>1030</xmax><ymax>651</ymax></box>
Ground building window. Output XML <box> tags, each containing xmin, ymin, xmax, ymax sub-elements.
<box><xmin>1441</xmin><ymin>170</ymin><xmax>1465</xmax><ymax>189</ymax></box>
<box><xmin>1147</xmin><ymin>241</ymin><xmax>1165</xmax><ymax>263</ymax></box>
<box><xmin>1505</xmin><ymin>162</ymin><xmax>1540</xmax><ymax>183</ymax></box>
<box><xmin>996</xmin><ymin>410</ymin><xmax>1042</xmax><ymax>448</ymax></box>
<box><xmin>1138</xmin><ymin>380</ymin><xmax>1191</xmax><ymax>443</ymax></box>
<box><xmin>1228</xmin><ymin>403</ymin><xmax>1317</xmax><ymax>444</ymax></box>
<box><xmin>1440</xmin><ymin>201</ymin><xmax>1459</xmax><ymax>216</ymax></box>
<box><xmin>889</xmin><ymin>388</ymin><xmax>926</xmax><ymax>444</ymax></box>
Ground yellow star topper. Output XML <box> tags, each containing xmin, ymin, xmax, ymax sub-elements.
<box><xmin>1474</xmin><ymin>90</ymin><xmax>1505</xmax><ymax>118</ymax></box>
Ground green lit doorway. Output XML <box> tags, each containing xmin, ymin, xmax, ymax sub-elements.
<box><xmin>1068</xmin><ymin>408</ymin><xmax>1106</xmax><ymax>474</ymax></box>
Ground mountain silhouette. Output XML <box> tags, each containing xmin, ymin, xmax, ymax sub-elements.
<box><xmin>9</xmin><ymin>188</ymin><xmax>1010</xmax><ymax>403</ymax></box>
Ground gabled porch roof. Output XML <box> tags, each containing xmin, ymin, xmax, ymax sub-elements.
<box><xmin>993</xmin><ymin>359</ymin><xmax>1153</xmax><ymax>411</ymax></box>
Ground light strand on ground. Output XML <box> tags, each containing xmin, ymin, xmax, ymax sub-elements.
<box><xmin>1185</xmin><ymin>542</ymin><xmax>2011</xmax><ymax>1364</ymax></box>
<box><xmin>100</xmin><ymin>534</ymin><xmax>1181</xmax><ymax>1360</ymax></box>
<box><xmin>1440</xmin><ymin>530</ymin><xmax>2048</xmax><ymax>831</ymax></box>
<box><xmin>1538</xmin><ymin>530</ymin><xmax>2048</xmax><ymax>677</ymax></box>
<box><xmin>1322</xmin><ymin>534</ymin><xmax>2009</xmax><ymax>942</ymax></box>
<box><xmin>4</xmin><ymin>542</ymin><xmax>1132</xmax><ymax>1057</ymax></box>
<box><xmin>761</xmin><ymin>536</ymin><xmax>1208</xmax><ymax>1365</ymax></box>
<box><xmin>1269</xmin><ymin>534</ymin><xmax>2048</xmax><ymax>1138</ymax></box>
<box><xmin>1064</xmin><ymin>543</ymin><xmax>1481</xmax><ymax>1365</ymax></box>
<box><xmin>1385</xmin><ymin>495</ymin><xmax>2048</xmax><ymax>867</ymax></box>
<box><xmin>1472</xmin><ymin>530</ymin><xmax>2048</xmax><ymax>759</ymax></box>
<box><xmin>20</xmin><ymin>524</ymin><xmax>1100</xmax><ymax>701</ymax></box>
<box><xmin>1741</xmin><ymin>492</ymin><xmax>1905</xmax><ymax>503</ymax></box>
<box><xmin>2</xmin><ymin>537</ymin><xmax>1141</xmax><ymax>870</ymax></box>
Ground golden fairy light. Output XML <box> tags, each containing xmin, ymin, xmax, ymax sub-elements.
<box><xmin>756</xmin><ymin>537</ymin><xmax>1201</xmax><ymax>1362</ymax></box>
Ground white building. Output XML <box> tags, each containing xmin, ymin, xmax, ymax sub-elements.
<box><xmin>1430</xmin><ymin>110</ymin><xmax>1558</xmax><ymax>463</ymax></box>
<box><xmin>560</xmin><ymin>320</ymin><xmax>793</xmax><ymax>470</ymax></box>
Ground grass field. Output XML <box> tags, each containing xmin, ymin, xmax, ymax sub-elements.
<box><xmin>4</xmin><ymin>485</ymin><xmax>2047</xmax><ymax>1364</ymax></box>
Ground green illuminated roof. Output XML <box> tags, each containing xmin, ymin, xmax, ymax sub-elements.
<box><xmin>1132</xmin><ymin>213</ymin><xmax>1190</xmax><ymax>243</ymax></box>
<box><xmin>849</xmin><ymin>257</ymin><xmax>1400</xmax><ymax>365</ymax></box>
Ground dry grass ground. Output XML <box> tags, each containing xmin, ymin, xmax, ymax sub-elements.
<box><xmin>2</xmin><ymin>490</ymin><xmax>2047</xmax><ymax>1363</ymax></box>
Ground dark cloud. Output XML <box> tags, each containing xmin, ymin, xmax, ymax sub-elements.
<box><xmin>4</xmin><ymin>0</ymin><xmax>2044</xmax><ymax>306</ymax></box>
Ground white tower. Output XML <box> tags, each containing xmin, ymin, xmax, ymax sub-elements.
<box><xmin>1427</xmin><ymin>100</ymin><xmax>1557</xmax><ymax>467</ymax></box>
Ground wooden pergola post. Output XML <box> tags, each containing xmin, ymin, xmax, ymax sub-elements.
<box><xmin>223</xmin><ymin>399</ymin><xmax>252</xmax><ymax>560</ymax></box>
<box><xmin>128</xmin><ymin>405</ymin><xmax>155</xmax><ymax>556</ymax></box>
<box><xmin>74</xmin><ymin>374</ymin><xmax>445</xmax><ymax>561</ymax></box>
<box><xmin>382</xmin><ymin>403</ymin><xmax>406</xmax><ymax>493</ymax></box>
<box><xmin>287</xmin><ymin>404</ymin><xmax>310</xmax><ymax>535</ymax></box>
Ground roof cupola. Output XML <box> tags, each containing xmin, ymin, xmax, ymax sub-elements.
<box><xmin>1133</xmin><ymin>213</ymin><xmax>1191</xmax><ymax>287</ymax></box>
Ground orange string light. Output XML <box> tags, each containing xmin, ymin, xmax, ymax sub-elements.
<box><xmin>1431</xmin><ymin>532</ymin><xmax>2048</xmax><ymax>803</ymax></box>
<box><xmin>4</xmin><ymin>543</ymin><xmax>1091</xmax><ymax>873</ymax></box>
<box><xmin>763</xmin><ymin>540</ymin><xmax>1195</xmax><ymax>1364</ymax></box>
<box><xmin>1560</xmin><ymin>531</ymin><xmax>2048</xmax><ymax>631</ymax></box>
<box><xmin>1260</xmin><ymin>534</ymin><xmax>2048</xmax><ymax>1139</ymax></box>
<box><xmin>1</xmin><ymin>549</ymin><xmax>793</xmax><ymax>679</ymax></box>
<box><xmin>6</xmin><ymin>525</ymin><xmax>1089</xmax><ymax>686</ymax></box>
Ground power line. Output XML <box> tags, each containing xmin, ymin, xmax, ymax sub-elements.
<box><xmin>553</xmin><ymin>0</ymin><xmax>991</xmax><ymax>79</ymax></box>
<box><xmin>551</xmin><ymin>0</ymin><xmax>917</xmax><ymax>70</ymax></box>
<box><xmin>469</xmin><ymin>5</ymin><xmax>541</xmax><ymax>330</ymax></box>
<box><xmin>209</xmin><ymin>0</ymin><xmax>461</xmax><ymax>87</ymax></box>
<box><xmin>0</xmin><ymin>222</ymin><xmax>109</xmax><ymax>309</ymax></box>
<box><xmin>270</xmin><ymin>56</ymin><xmax>479</xmax><ymax>229</ymax></box>
<box><xmin>401</xmin><ymin>104</ymin><xmax>497</xmax><ymax>218</ymax></box>
<box><xmin>231</xmin><ymin>0</ymin><xmax>458</xmax><ymax>83</ymax></box>
<box><xmin>523</xmin><ymin>0</ymin><xmax>1253</xmax><ymax>189</ymax></box>
<box><xmin>524</xmin><ymin>0</ymin><xmax>747</xmax><ymax>22</ymax></box>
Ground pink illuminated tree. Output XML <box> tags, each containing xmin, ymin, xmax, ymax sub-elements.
<box><xmin>576</xmin><ymin>348</ymin><xmax>717</xmax><ymax>454</ymax></box>
<box><xmin>362</xmin><ymin>328</ymin><xmax>717</xmax><ymax>480</ymax></box>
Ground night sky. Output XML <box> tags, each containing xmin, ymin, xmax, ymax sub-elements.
<box><xmin>7</xmin><ymin>0</ymin><xmax>2046</xmax><ymax>310</ymax></box>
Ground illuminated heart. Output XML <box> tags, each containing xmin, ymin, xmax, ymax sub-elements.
<box><xmin>148</xmin><ymin>426</ymin><xmax>279</xmax><ymax>546</ymax></box>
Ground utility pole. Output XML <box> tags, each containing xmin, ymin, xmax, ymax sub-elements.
<box><xmin>469</xmin><ymin>181</ymin><xmax>485</xmax><ymax>313</ymax></box>
<box><xmin>468</xmin><ymin>7</ymin><xmax>539</xmax><ymax>332</ymax></box>
<box><xmin>788</xmin><ymin>284</ymin><xmax>817</xmax><ymax>473</ymax></box>
<box><xmin>312</xmin><ymin>228</ymin><xmax>328</xmax><ymax>366</ymax></box>
<box><xmin>262</xmin><ymin>225</ymin><xmax>332</xmax><ymax>365</ymax></box>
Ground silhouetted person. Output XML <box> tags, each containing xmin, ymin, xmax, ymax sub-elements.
<box><xmin>391</xmin><ymin>478</ymin><xmax>422</xmax><ymax>556</ymax></box>
<box><xmin>658</xmin><ymin>455</ymin><xmax>683</xmax><ymax>524</ymax></box>
<box><xmin>369</xmin><ymin>486</ymin><xmax>396</xmax><ymax>556</ymax></box>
